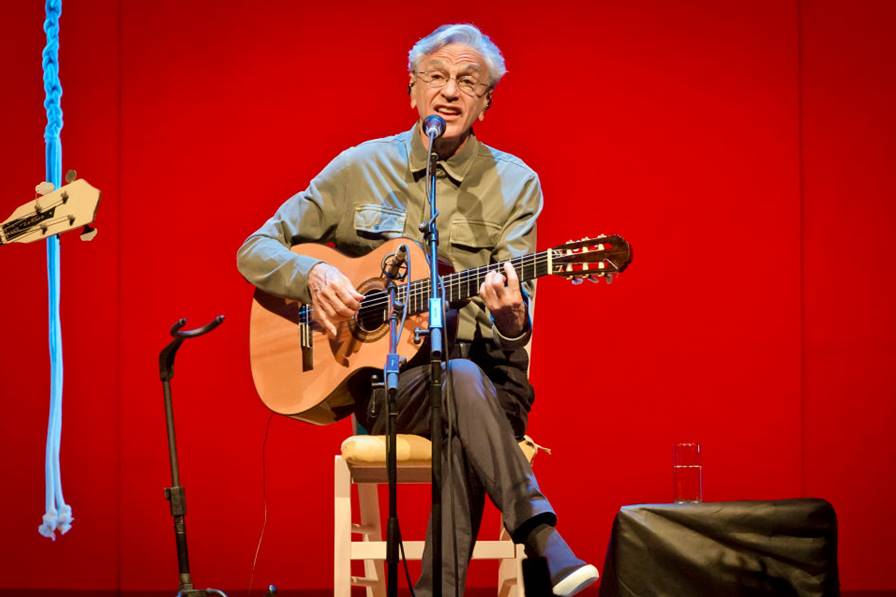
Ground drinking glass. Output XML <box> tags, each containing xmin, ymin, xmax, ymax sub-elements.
<box><xmin>673</xmin><ymin>442</ymin><xmax>703</xmax><ymax>503</ymax></box>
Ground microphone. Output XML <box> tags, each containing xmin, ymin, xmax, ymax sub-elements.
<box><xmin>423</xmin><ymin>114</ymin><xmax>446</xmax><ymax>140</ymax></box>
<box><xmin>384</xmin><ymin>244</ymin><xmax>408</xmax><ymax>280</ymax></box>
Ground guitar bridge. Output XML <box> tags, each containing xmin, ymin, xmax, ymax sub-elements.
<box><xmin>299</xmin><ymin>305</ymin><xmax>313</xmax><ymax>372</ymax></box>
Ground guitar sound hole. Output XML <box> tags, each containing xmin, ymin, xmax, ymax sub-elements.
<box><xmin>356</xmin><ymin>289</ymin><xmax>389</xmax><ymax>333</ymax></box>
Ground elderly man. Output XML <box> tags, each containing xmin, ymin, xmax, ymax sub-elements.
<box><xmin>237</xmin><ymin>23</ymin><xmax>599</xmax><ymax>596</ymax></box>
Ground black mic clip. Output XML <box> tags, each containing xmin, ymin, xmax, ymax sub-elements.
<box><xmin>382</xmin><ymin>244</ymin><xmax>408</xmax><ymax>281</ymax></box>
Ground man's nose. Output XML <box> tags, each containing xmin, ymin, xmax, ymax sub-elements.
<box><xmin>440</xmin><ymin>77</ymin><xmax>460</xmax><ymax>99</ymax></box>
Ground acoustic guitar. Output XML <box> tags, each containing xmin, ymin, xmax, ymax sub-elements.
<box><xmin>249</xmin><ymin>235</ymin><xmax>631</xmax><ymax>424</ymax></box>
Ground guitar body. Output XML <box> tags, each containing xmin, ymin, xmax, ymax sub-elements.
<box><xmin>249</xmin><ymin>239</ymin><xmax>430</xmax><ymax>425</ymax></box>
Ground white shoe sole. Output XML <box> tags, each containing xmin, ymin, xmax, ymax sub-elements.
<box><xmin>552</xmin><ymin>563</ymin><xmax>600</xmax><ymax>596</ymax></box>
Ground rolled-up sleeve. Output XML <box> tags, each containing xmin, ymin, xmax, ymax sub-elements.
<box><xmin>489</xmin><ymin>173</ymin><xmax>543</xmax><ymax>350</ymax></box>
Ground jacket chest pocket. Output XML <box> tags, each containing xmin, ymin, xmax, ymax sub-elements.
<box><xmin>449</xmin><ymin>217</ymin><xmax>501</xmax><ymax>268</ymax></box>
<box><xmin>353</xmin><ymin>204</ymin><xmax>407</xmax><ymax>240</ymax></box>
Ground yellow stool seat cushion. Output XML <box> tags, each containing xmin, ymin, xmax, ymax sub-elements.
<box><xmin>341</xmin><ymin>434</ymin><xmax>544</xmax><ymax>467</ymax></box>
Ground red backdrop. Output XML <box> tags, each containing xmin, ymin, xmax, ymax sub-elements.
<box><xmin>1</xmin><ymin>0</ymin><xmax>894</xmax><ymax>593</ymax></box>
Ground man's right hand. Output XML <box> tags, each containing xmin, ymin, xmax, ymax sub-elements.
<box><xmin>308</xmin><ymin>262</ymin><xmax>364</xmax><ymax>339</ymax></box>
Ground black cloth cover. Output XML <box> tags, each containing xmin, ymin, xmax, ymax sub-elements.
<box><xmin>599</xmin><ymin>499</ymin><xmax>839</xmax><ymax>597</ymax></box>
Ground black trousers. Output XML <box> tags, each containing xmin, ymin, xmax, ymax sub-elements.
<box><xmin>356</xmin><ymin>358</ymin><xmax>557</xmax><ymax>596</ymax></box>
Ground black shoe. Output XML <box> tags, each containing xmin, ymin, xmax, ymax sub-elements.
<box><xmin>552</xmin><ymin>563</ymin><xmax>599</xmax><ymax>596</ymax></box>
<box><xmin>524</xmin><ymin>524</ymin><xmax>600</xmax><ymax>596</ymax></box>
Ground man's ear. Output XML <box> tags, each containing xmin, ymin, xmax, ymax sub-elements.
<box><xmin>408</xmin><ymin>74</ymin><xmax>417</xmax><ymax>108</ymax></box>
<box><xmin>478</xmin><ymin>91</ymin><xmax>493</xmax><ymax>121</ymax></box>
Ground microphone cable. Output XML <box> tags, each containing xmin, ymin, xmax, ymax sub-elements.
<box><xmin>247</xmin><ymin>412</ymin><xmax>274</xmax><ymax>595</ymax></box>
<box><xmin>433</xmin><ymin>274</ymin><xmax>461</xmax><ymax>597</ymax></box>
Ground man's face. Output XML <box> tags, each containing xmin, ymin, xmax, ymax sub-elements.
<box><xmin>410</xmin><ymin>43</ymin><xmax>491</xmax><ymax>144</ymax></box>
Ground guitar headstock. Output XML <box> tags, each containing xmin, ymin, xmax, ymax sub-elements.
<box><xmin>550</xmin><ymin>234</ymin><xmax>632</xmax><ymax>284</ymax></box>
<box><xmin>1</xmin><ymin>177</ymin><xmax>101</xmax><ymax>245</ymax></box>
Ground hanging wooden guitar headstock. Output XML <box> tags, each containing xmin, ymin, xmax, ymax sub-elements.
<box><xmin>0</xmin><ymin>171</ymin><xmax>101</xmax><ymax>246</ymax></box>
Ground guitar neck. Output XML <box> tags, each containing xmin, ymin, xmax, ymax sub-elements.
<box><xmin>294</xmin><ymin>234</ymin><xmax>628</xmax><ymax>331</ymax></box>
<box><xmin>401</xmin><ymin>249</ymin><xmax>554</xmax><ymax>315</ymax></box>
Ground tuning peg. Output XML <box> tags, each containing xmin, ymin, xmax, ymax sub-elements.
<box><xmin>35</xmin><ymin>181</ymin><xmax>54</xmax><ymax>196</ymax></box>
<box><xmin>571</xmin><ymin>277</ymin><xmax>584</xmax><ymax>286</ymax></box>
<box><xmin>65</xmin><ymin>169</ymin><xmax>77</xmax><ymax>184</ymax></box>
<box><xmin>80</xmin><ymin>225</ymin><xmax>98</xmax><ymax>242</ymax></box>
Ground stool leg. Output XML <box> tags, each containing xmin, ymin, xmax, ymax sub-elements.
<box><xmin>335</xmin><ymin>456</ymin><xmax>352</xmax><ymax>597</ymax></box>
<box><xmin>497</xmin><ymin>527</ymin><xmax>525</xmax><ymax>597</ymax></box>
<box><xmin>358</xmin><ymin>483</ymin><xmax>386</xmax><ymax>597</ymax></box>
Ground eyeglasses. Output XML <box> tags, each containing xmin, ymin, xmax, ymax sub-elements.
<box><xmin>414</xmin><ymin>70</ymin><xmax>490</xmax><ymax>97</ymax></box>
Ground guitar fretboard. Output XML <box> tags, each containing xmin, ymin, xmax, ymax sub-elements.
<box><xmin>401</xmin><ymin>249</ymin><xmax>554</xmax><ymax>314</ymax></box>
<box><xmin>297</xmin><ymin>249</ymin><xmax>555</xmax><ymax>325</ymax></box>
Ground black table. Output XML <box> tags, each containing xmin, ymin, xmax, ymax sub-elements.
<box><xmin>598</xmin><ymin>499</ymin><xmax>839</xmax><ymax>597</ymax></box>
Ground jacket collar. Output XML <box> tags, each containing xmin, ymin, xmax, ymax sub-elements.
<box><xmin>406</xmin><ymin>121</ymin><xmax>479</xmax><ymax>185</ymax></box>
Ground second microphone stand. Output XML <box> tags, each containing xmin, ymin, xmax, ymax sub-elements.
<box><xmin>382</xmin><ymin>245</ymin><xmax>408</xmax><ymax>597</ymax></box>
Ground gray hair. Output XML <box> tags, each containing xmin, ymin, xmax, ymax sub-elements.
<box><xmin>408</xmin><ymin>24</ymin><xmax>507</xmax><ymax>87</ymax></box>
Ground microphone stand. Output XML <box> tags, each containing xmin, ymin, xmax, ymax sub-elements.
<box><xmin>422</xmin><ymin>124</ymin><xmax>446</xmax><ymax>597</ymax></box>
<box><xmin>381</xmin><ymin>245</ymin><xmax>407</xmax><ymax>597</ymax></box>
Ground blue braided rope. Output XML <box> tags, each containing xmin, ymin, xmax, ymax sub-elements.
<box><xmin>38</xmin><ymin>0</ymin><xmax>72</xmax><ymax>540</ymax></box>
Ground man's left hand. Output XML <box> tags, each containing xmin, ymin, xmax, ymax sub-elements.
<box><xmin>479</xmin><ymin>261</ymin><xmax>527</xmax><ymax>338</ymax></box>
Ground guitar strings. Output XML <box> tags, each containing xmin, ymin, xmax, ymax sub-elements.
<box><xmin>299</xmin><ymin>245</ymin><xmax>617</xmax><ymax>330</ymax></box>
<box><xmin>4</xmin><ymin>215</ymin><xmax>77</xmax><ymax>242</ymax></box>
<box><xmin>2</xmin><ymin>195</ymin><xmax>69</xmax><ymax>230</ymax></box>
<box><xmin>300</xmin><ymin>251</ymin><xmax>556</xmax><ymax>325</ymax></box>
